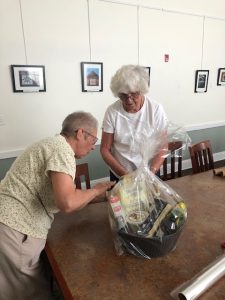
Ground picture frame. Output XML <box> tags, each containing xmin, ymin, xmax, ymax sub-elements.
<box><xmin>11</xmin><ymin>65</ymin><xmax>46</xmax><ymax>92</ymax></box>
<box><xmin>217</xmin><ymin>68</ymin><xmax>225</xmax><ymax>86</ymax></box>
<box><xmin>144</xmin><ymin>66</ymin><xmax>151</xmax><ymax>86</ymax></box>
<box><xmin>194</xmin><ymin>70</ymin><xmax>209</xmax><ymax>93</ymax></box>
<box><xmin>80</xmin><ymin>62</ymin><xmax>103</xmax><ymax>92</ymax></box>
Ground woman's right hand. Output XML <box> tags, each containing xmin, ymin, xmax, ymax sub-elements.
<box><xmin>93</xmin><ymin>181</ymin><xmax>116</xmax><ymax>196</ymax></box>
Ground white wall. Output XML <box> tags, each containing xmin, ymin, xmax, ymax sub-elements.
<box><xmin>0</xmin><ymin>0</ymin><xmax>225</xmax><ymax>157</ymax></box>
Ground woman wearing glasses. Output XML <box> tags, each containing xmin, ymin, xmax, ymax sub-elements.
<box><xmin>100</xmin><ymin>64</ymin><xmax>168</xmax><ymax>182</ymax></box>
<box><xmin>0</xmin><ymin>111</ymin><xmax>114</xmax><ymax>300</ymax></box>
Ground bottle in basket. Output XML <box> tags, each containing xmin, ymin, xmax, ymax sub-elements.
<box><xmin>109</xmin><ymin>196</ymin><xmax>127</xmax><ymax>231</ymax></box>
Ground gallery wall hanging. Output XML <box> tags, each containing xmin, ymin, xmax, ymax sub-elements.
<box><xmin>80</xmin><ymin>62</ymin><xmax>103</xmax><ymax>92</ymax></box>
<box><xmin>194</xmin><ymin>17</ymin><xmax>209</xmax><ymax>93</ymax></box>
<box><xmin>194</xmin><ymin>70</ymin><xmax>209</xmax><ymax>93</ymax></box>
<box><xmin>10</xmin><ymin>3</ymin><xmax>46</xmax><ymax>93</ymax></box>
<box><xmin>11</xmin><ymin>65</ymin><xmax>46</xmax><ymax>93</ymax></box>
<box><xmin>217</xmin><ymin>68</ymin><xmax>225</xmax><ymax>86</ymax></box>
<box><xmin>80</xmin><ymin>1</ymin><xmax>103</xmax><ymax>92</ymax></box>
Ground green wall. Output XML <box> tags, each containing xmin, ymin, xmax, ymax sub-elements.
<box><xmin>1</xmin><ymin>126</ymin><xmax>225</xmax><ymax>181</ymax></box>
<box><xmin>183</xmin><ymin>126</ymin><xmax>225</xmax><ymax>159</ymax></box>
<box><xmin>0</xmin><ymin>157</ymin><xmax>16</xmax><ymax>181</ymax></box>
<box><xmin>75</xmin><ymin>145</ymin><xmax>109</xmax><ymax>180</ymax></box>
<box><xmin>0</xmin><ymin>146</ymin><xmax>109</xmax><ymax>181</ymax></box>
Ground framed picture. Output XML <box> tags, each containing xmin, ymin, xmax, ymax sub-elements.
<box><xmin>11</xmin><ymin>65</ymin><xmax>46</xmax><ymax>92</ymax></box>
<box><xmin>80</xmin><ymin>62</ymin><xmax>103</xmax><ymax>92</ymax></box>
<box><xmin>217</xmin><ymin>68</ymin><xmax>225</xmax><ymax>86</ymax></box>
<box><xmin>194</xmin><ymin>70</ymin><xmax>209</xmax><ymax>93</ymax></box>
<box><xmin>144</xmin><ymin>66</ymin><xmax>151</xmax><ymax>86</ymax></box>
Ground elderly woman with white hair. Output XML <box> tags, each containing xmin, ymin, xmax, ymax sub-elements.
<box><xmin>100</xmin><ymin>64</ymin><xmax>168</xmax><ymax>182</ymax></box>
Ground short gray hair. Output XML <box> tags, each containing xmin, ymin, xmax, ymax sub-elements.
<box><xmin>110</xmin><ymin>64</ymin><xmax>149</xmax><ymax>97</ymax></box>
<box><xmin>61</xmin><ymin>111</ymin><xmax>98</xmax><ymax>137</ymax></box>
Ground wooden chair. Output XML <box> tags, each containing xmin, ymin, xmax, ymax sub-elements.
<box><xmin>75</xmin><ymin>163</ymin><xmax>91</xmax><ymax>189</ymax></box>
<box><xmin>161</xmin><ymin>141</ymin><xmax>183</xmax><ymax>180</ymax></box>
<box><xmin>188</xmin><ymin>140</ymin><xmax>214</xmax><ymax>174</ymax></box>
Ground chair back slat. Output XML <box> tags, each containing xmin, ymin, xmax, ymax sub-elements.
<box><xmin>188</xmin><ymin>140</ymin><xmax>214</xmax><ymax>174</ymax></box>
<box><xmin>161</xmin><ymin>141</ymin><xmax>183</xmax><ymax>180</ymax></box>
<box><xmin>75</xmin><ymin>163</ymin><xmax>91</xmax><ymax>189</ymax></box>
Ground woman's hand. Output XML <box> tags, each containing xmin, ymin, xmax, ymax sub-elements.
<box><xmin>91</xmin><ymin>181</ymin><xmax>116</xmax><ymax>203</ymax></box>
<box><xmin>92</xmin><ymin>181</ymin><xmax>116</xmax><ymax>195</ymax></box>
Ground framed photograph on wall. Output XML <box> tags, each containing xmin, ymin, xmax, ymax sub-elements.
<box><xmin>194</xmin><ymin>70</ymin><xmax>209</xmax><ymax>93</ymax></box>
<box><xmin>11</xmin><ymin>65</ymin><xmax>46</xmax><ymax>92</ymax></box>
<box><xmin>143</xmin><ymin>66</ymin><xmax>151</xmax><ymax>86</ymax></box>
<box><xmin>217</xmin><ymin>68</ymin><xmax>225</xmax><ymax>86</ymax></box>
<box><xmin>80</xmin><ymin>62</ymin><xmax>103</xmax><ymax>92</ymax></box>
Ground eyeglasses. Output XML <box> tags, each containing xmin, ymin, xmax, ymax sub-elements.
<box><xmin>83</xmin><ymin>130</ymin><xmax>98</xmax><ymax>145</ymax></box>
<box><xmin>118</xmin><ymin>92</ymin><xmax>140</xmax><ymax>101</ymax></box>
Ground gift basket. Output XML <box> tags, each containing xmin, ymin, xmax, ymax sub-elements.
<box><xmin>107</xmin><ymin>122</ymin><xmax>191</xmax><ymax>259</ymax></box>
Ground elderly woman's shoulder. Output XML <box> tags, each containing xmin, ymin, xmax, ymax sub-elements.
<box><xmin>145</xmin><ymin>95</ymin><xmax>162</xmax><ymax>107</ymax></box>
<box><xmin>106</xmin><ymin>99</ymin><xmax>121</xmax><ymax>111</ymax></box>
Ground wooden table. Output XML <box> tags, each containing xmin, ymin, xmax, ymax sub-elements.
<box><xmin>46</xmin><ymin>171</ymin><xmax>225</xmax><ymax>300</ymax></box>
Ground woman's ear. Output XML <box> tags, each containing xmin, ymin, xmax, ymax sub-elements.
<box><xmin>75</xmin><ymin>128</ymin><xmax>83</xmax><ymax>141</ymax></box>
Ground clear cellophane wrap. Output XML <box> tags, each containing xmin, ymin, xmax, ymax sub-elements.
<box><xmin>107</xmin><ymin>122</ymin><xmax>191</xmax><ymax>259</ymax></box>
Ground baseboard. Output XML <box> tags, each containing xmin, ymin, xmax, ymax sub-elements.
<box><xmin>184</xmin><ymin>120</ymin><xmax>225</xmax><ymax>131</ymax></box>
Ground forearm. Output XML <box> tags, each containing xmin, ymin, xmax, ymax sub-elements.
<box><xmin>101</xmin><ymin>148</ymin><xmax>127</xmax><ymax>177</ymax></box>
<box><xmin>56</xmin><ymin>188</ymin><xmax>98</xmax><ymax>213</ymax></box>
<box><xmin>150</xmin><ymin>149</ymin><xmax>167</xmax><ymax>173</ymax></box>
<box><xmin>51</xmin><ymin>171</ymin><xmax>115</xmax><ymax>213</ymax></box>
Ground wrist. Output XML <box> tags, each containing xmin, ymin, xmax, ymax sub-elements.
<box><xmin>150</xmin><ymin>166</ymin><xmax>157</xmax><ymax>173</ymax></box>
<box><xmin>91</xmin><ymin>188</ymin><xmax>98</xmax><ymax>198</ymax></box>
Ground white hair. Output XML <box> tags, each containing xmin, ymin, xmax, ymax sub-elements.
<box><xmin>110</xmin><ymin>64</ymin><xmax>149</xmax><ymax>97</ymax></box>
<box><xmin>61</xmin><ymin>111</ymin><xmax>98</xmax><ymax>137</ymax></box>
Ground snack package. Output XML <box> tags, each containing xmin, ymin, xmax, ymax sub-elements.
<box><xmin>107</xmin><ymin>122</ymin><xmax>190</xmax><ymax>259</ymax></box>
